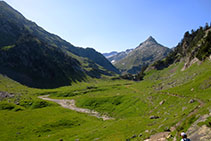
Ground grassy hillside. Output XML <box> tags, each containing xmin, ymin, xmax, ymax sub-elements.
<box><xmin>0</xmin><ymin>59</ymin><xmax>210</xmax><ymax>140</ymax></box>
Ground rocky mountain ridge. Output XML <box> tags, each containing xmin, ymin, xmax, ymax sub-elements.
<box><xmin>114</xmin><ymin>36</ymin><xmax>171</xmax><ymax>74</ymax></box>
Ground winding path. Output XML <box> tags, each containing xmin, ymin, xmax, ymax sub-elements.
<box><xmin>38</xmin><ymin>95</ymin><xmax>114</xmax><ymax>121</ymax></box>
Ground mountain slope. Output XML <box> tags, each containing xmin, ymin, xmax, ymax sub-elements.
<box><xmin>0</xmin><ymin>24</ymin><xmax>210</xmax><ymax>141</ymax></box>
<box><xmin>115</xmin><ymin>36</ymin><xmax>171</xmax><ymax>74</ymax></box>
<box><xmin>152</xmin><ymin>24</ymin><xmax>211</xmax><ymax>70</ymax></box>
<box><xmin>0</xmin><ymin>1</ymin><xmax>119</xmax><ymax>88</ymax></box>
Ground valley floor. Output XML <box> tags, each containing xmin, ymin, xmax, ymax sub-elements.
<box><xmin>0</xmin><ymin>60</ymin><xmax>211</xmax><ymax>141</ymax></box>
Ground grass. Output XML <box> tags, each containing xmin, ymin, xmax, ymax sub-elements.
<box><xmin>0</xmin><ymin>45</ymin><xmax>15</xmax><ymax>51</ymax></box>
<box><xmin>0</xmin><ymin>60</ymin><xmax>210</xmax><ymax>140</ymax></box>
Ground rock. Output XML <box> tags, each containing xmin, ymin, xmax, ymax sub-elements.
<box><xmin>189</xmin><ymin>99</ymin><xmax>195</xmax><ymax>103</ymax></box>
<box><xmin>167</xmin><ymin>134</ymin><xmax>172</xmax><ymax>139</ymax></box>
<box><xmin>191</xmin><ymin>88</ymin><xmax>194</xmax><ymax>91</ymax></box>
<box><xmin>159</xmin><ymin>100</ymin><xmax>165</xmax><ymax>105</ymax></box>
<box><xmin>131</xmin><ymin>134</ymin><xmax>137</xmax><ymax>138</ymax></box>
<box><xmin>164</xmin><ymin>127</ymin><xmax>170</xmax><ymax>132</ymax></box>
<box><xmin>75</xmin><ymin>139</ymin><xmax>79</xmax><ymax>141</ymax></box>
<box><xmin>150</xmin><ymin>115</ymin><xmax>160</xmax><ymax>119</ymax></box>
<box><xmin>15</xmin><ymin>101</ymin><xmax>20</xmax><ymax>105</ymax></box>
<box><xmin>0</xmin><ymin>91</ymin><xmax>14</xmax><ymax>100</ymax></box>
<box><xmin>139</xmin><ymin>133</ymin><xmax>143</xmax><ymax>137</ymax></box>
<box><xmin>182</xmin><ymin>107</ymin><xmax>187</xmax><ymax>111</ymax></box>
<box><xmin>145</xmin><ymin>130</ymin><xmax>149</xmax><ymax>133</ymax></box>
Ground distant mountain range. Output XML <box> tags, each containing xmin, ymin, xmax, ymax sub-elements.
<box><xmin>0</xmin><ymin>1</ymin><xmax>119</xmax><ymax>88</ymax></box>
<box><xmin>104</xmin><ymin>36</ymin><xmax>171</xmax><ymax>74</ymax></box>
<box><xmin>103</xmin><ymin>51</ymin><xmax>118</xmax><ymax>58</ymax></box>
<box><xmin>103</xmin><ymin>49</ymin><xmax>133</xmax><ymax>64</ymax></box>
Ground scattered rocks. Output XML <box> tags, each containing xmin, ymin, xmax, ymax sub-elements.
<box><xmin>189</xmin><ymin>99</ymin><xmax>195</xmax><ymax>103</ymax></box>
<box><xmin>150</xmin><ymin>115</ymin><xmax>160</xmax><ymax>119</ymax></box>
<box><xmin>0</xmin><ymin>91</ymin><xmax>14</xmax><ymax>100</ymax></box>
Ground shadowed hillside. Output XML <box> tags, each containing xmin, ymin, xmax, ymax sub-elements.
<box><xmin>0</xmin><ymin>1</ymin><xmax>119</xmax><ymax>88</ymax></box>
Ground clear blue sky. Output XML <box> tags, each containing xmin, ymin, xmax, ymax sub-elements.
<box><xmin>3</xmin><ymin>0</ymin><xmax>211</xmax><ymax>53</ymax></box>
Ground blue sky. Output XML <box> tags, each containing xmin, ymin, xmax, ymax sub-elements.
<box><xmin>3</xmin><ymin>0</ymin><xmax>211</xmax><ymax>53</ymax></box>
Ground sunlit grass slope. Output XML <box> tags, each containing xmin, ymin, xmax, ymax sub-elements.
<box><xmin>0</xmin><ymin>60</ymin><xmax>210</xmax><ymax>140</ymax></box>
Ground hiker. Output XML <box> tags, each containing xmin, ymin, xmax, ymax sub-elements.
<box><xmin>181</xmin><ymin>132</ymin><xmax>191</xmax><ymax>141</ymax></box>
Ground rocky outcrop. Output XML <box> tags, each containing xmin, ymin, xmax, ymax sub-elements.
<box><xmin>0</xmin><ymin>91</ymin><xmax>14</xmax><ymax>100</ymax></box>
<box><xmin>187</xmin><ymin>113</ymin><xmax>211</xmax><ymax>141</ymax></box>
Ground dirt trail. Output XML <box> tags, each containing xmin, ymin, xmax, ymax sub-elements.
<box><xmin>38</xmin><ymin>95</ymin><xmax>114</xmax><ymax>121</ymax></box>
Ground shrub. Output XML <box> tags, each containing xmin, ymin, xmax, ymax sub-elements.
<box><xmin>31</xmin><ymin>100</ymin><xmax>50</xmax><ymax>109</ymax></box>
<box><xmin>0</xmin><ymin>102</ymin><xmax>16</xmax><ymax>110</ymax></box>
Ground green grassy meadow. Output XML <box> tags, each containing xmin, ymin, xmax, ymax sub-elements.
<box><xmin>0</xmin><ymin>60</ymin><xmax>210</xmax><ymax>141</ymax></box>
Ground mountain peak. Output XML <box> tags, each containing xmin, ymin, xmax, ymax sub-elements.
<box><xmin>138</xmin><ymin>36</ymin><xmax>158</xmax><ymax>47</ymax></box>
<box><xmin>145</xmin><ymin>36</ymin><xmax>157</xmax><ymax>43</ymax></box>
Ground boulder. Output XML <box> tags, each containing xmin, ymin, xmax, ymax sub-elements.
<box><xmin>159</xmin><ymin>100</ymin><xmax>165</xmax><ymax>105</ymax></box>
<box><xmin>189</xmin><ymin>99</ymin><xmax>195</xmax><ymax>103</ymax></box>
<box><xmin>150</xmin><ymin>115</ymin><xmax>160</xmax><ymax>119</ymax></box>
<box><xmin>131</xmin><ymin>134</ymin><xmax>137</xmax><ymax>138</ymax></box>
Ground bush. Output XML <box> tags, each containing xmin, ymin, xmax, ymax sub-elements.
<box><xmin>31</xmin><ymin>100</ymin><xmax>50</xmax><ymax>109</ymax></box>
<box><xmin>13</xmin><ymin>105</ymin><xmax>25</xmax><ymax>111</ymax></box>
<box><xmin>19</xmin><ymin>99</ymin><xmax>33</xmax><ymax>108</ymax></box>
<box><xmin>0</xmin><ymin>102</ymin><xmax>16</xmax><ymax>110</ymax></box>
